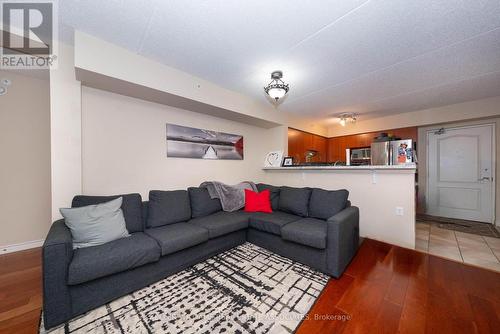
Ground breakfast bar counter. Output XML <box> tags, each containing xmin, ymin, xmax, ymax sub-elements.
<box><xmin>262</xmin><ymin>164</ymin><xmax>416</xmax><ymax>172</ymax></box>
<box><xmin>261</xmin><ymin>164</ymin><xmax>417</xmax><ymax>249</ymax></box>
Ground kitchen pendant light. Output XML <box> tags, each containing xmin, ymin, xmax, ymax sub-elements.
<box><xmin>264</xmin><ymin>71</ymin><xmax>289</xmax><ymax>101</ymax></box>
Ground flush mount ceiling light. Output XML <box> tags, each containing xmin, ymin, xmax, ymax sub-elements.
<box><xmin>264</xmin><ymin>70</ymin><xmax>289</xmax><ymax>101</ymax></box>
<box><xmin>339</xmin><ymin>113</ymin><xmax>357</xmax><ymax>126</ymax></box>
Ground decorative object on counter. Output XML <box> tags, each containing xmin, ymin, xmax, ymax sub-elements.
<box><xmin>166</xmin><ymin>124</ymin><xmax>243</xmax><ymax>160</ymax></box>
<box><xmin>339</xmin><ymin>113</ymin><xmax>357</xmax><ymax>126</ymax></box>
<box><xmin>263</xmin><ymin>150</ymin><xmax>284</xmax><ymax>167</ymax></box>
<box><xmin>282</xmin><ymin>156</ymin><xmax>294</xmax><ymax>166</ymax></box>
<box><xmin>305</xmin><ymin>149</ymin><xmax>318</xmax><ymax>163</ymax></box>
<box><xmin>264</xmin><ymin>70</ymin><xmax>289</xmax><ymax>101</ymax></box>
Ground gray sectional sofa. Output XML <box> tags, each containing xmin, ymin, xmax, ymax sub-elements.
<box><xmin>42</xmin><ymin>183</ymin><xmax>359</xmax><ymax>329</ymax></box>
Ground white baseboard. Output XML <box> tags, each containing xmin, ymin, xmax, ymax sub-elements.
<box><xmin>0</xmin><ymin>239</ymin><xmax>44</xmax><ymax>254</ymax></box>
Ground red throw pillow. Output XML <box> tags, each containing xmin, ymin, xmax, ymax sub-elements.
<box><xmin>244</xmin><ymin>189</ymin><xmax>272</xmax><ymax>213</ymax></box>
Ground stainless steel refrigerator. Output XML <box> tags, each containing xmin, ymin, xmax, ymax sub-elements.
<box><xmin>371</xmin><ymin>139</ymin><xmax>413</xmax><ymax>165</ymax></box>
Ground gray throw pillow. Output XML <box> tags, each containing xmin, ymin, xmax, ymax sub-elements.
<box><xmin>60</xmin><ymin>197</ymin><xmax>130</xmax><ymax>249</ymax></box>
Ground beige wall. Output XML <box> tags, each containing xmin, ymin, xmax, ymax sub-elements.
<box><xmin>0</xmin><ymin>71</ymin><xmax>51</xmax><ymax>248</ymax></box>
<box><xmin>81</xmin><ymin>87</ymin><xmax>287</xmax><ymax>197</ymax></box>
<box><xmin>418</xmin><ymin>118</ymin><xmax>500</xmax><ymax>226</ymax></box>
<box><xmin>327</xmin><ymin>96</ymin><xmax>500</xmax><ymax>137</ymax></box>
<box><xmin>50</xmin><ymin>43</ymin><xmax>82</xmax><ymax>220</ymax></box>
<box><xmin>263</xmin><ymin>169</ymin><xmax>416</xmax><ymax>248</ymax></box>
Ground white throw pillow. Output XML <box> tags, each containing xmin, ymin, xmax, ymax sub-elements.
<box><xmin>60</xmin><ymin>197</ymin><xmax>130</xmax><ymax>249</ymax></box>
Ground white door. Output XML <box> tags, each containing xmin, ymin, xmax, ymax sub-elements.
<box><xmin>427</xmin><ymin>124</ymin><xmax>495</xmax><ymax>223</ymax></box>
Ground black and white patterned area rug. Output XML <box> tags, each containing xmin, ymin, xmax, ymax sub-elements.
<box><xmin>40</xmin><ymin>243</ymin><xmax>328</xmax><ymax>334</ymax></box>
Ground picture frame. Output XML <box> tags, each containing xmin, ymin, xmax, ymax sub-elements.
<box><xmin>264</xmin><ymin>151</ymin><xmax>284</xmax><ymax>167</ymax></box>
<box><xmin>282</xmin><ymin>156</ymin><xmax>294</xmax><ymax>167</ymax></box>
<box><xmin>166</xmin><ymin>124</ymin><xmax>243</xmax><ymax>160</ymax></box>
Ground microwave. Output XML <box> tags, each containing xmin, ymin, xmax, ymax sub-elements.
<box><xmin>350</xmin><ymin>147</ymin><xmax>371</xmax><ymax>164</ymax></box>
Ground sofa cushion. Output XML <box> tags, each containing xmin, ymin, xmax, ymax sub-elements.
<box><xmin>189</xmin><ymin>211</ymin><xmax>249</xmax><ymax>239</ymax></box>
<box><xmin>309</xmin><ymin>188</ymin><xmax>349</xmax><ymax>220</ymax></box>
<box><xmin>68</xmin><ymin>232</ymin><xmax>160</xmax><ymax>285</ymax></box>
<box><xmin>188</xmin><ymin>187</ymin><xmax>222</xmax><ymax>218</ymax></box>
<box><xmin>147</xmin><ymin>190</ymin><xmax>191</xmax><ymax>227</ymax></box>
<box><xmin>248</xmin><ymin>211</ymin><xmax>302</xmax><ymax>235</ymax></box>
<box><xmin>72</xmin><ymin>193</ymin><xmax>143</xmax><ymax>233</ymax></box>
<box><xmin>281</xmin><ymin>218</ymin><xmax>327</xmax><ymax>249</ymax></box>
<box><xmin>145</xmin><ymin>223</ymin><xmax>208</xmax><ymax>256</ymax></box>
<box><xmin>278</xmin><ymin>187</ymin><xmax>312</xmax><ymax>217</ymax></box>
<box><xmin>61</xmin><ymin>197</ymin><xmax>130</xmax><ymax>249</ymax></box>
<box><xmin>256</xmin><ymin>183</ymin><xmax>281</xmax><ymax>211</ymax></box>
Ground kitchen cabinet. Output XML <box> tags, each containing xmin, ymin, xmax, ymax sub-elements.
<box><xmin>327</xmin><ymin>126</ymin><xmax>418</xmax><ymax>162</ymax></box>
<box><xmin>312</xmin><ymin>135</ymin><xmax>327</xmax><ymax>161</ymax></box>
<box><xmin>291</xmin><ymin>126</ymin><xmax>418</xmax><ymax>163</ymax></box>
<box><xmin>288</xmin><ymin>128</ymin><xmax>328</xmax><ymax>163</ymax></box>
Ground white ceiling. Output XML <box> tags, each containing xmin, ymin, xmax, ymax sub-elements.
<box><xmin>59</xmin><ymin>0</ymin><xmax>500</xmax><ymax>125</ymax></box>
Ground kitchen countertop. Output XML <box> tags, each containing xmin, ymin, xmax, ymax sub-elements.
<box><xmin>262</xmin><ymin>164</ymin><xmax>417</xmax><ymax>171</ymax></box>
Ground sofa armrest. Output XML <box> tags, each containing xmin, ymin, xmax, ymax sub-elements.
<box><xmin>42</xmin><ymin>219</ymin><xmax>73</xmax><ymax>328</ymax></box>
<box><xmin>325</xmin><ymin>206</ymin><xmax>360</xmax><ymax>278</ymax></box>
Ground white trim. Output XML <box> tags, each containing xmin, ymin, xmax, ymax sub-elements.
<box><xmin>425</xmin><ymin>123</ymin><xmax>496</xmax><ymax>224</ymax></box>
<box><xmin>0</xmin><ymin>239</ymin><xmax>44</xmax><ymax>255</ymax></box>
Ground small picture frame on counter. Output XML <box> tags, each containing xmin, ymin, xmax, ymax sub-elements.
<box><xmin>282</xmin><ymin>156</ymin><xmax>294</xmax><ymax>167</ymax></box>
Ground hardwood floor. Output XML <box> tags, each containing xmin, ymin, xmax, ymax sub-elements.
<box><xmin>298</xmin><ymin>239</ymin><xmax>500</xmax><ymax>334</ymax></box>
<box><xmin>0</xmin><ymin>248</ymin><xmax>42</xmax><ymax>334</ymax></box>
<box><xmin>1</xmin><ymin>239</ymin><xmax>499</xmax><ymax>333</ymax></box>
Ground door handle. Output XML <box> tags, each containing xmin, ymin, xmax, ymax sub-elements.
<box><xmin>478</xmin><ymin>177</ymin><xmax>492</xmax><ymax>181</ymax></box>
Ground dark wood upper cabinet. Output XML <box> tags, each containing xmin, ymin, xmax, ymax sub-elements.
<box><xmin>288</xmin><ymin>128</ymin><xmax>328</xmax><ymax>163</ymax></box>
<box><xmin>288</xmin><ymin>126</ymin><xmax>418</xmax><ymax>163</ymax></box>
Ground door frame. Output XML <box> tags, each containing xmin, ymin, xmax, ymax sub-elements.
<box><xmin>425</xmin><ymin>123</ymin><xmax>496</xmax><ymax>224</ymax></box>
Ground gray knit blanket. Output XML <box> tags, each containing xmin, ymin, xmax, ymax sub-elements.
<box><xmin>200</xmin><ymin>181</ymin><xmax>257</xmax><ymax>212</ymax></box>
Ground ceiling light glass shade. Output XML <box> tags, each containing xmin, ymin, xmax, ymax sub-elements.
<box><xmin>267</xmin><ymin>86</ymin><xmax>287</xmax><ymax>100</ymax></box>
<box><xmin>0</xmin><ymin>86</ymin><xmax>6</xmax><ymax>96</ymax></box>
<box><xmin>339</xmin><ymin>118</ymin><xmax>346</xmax><ymax>126</ymax></box>
<box><xmin>264</xmin><ymin>71</ymin><xmax>289</xmax><ymax>101</ymax></box>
